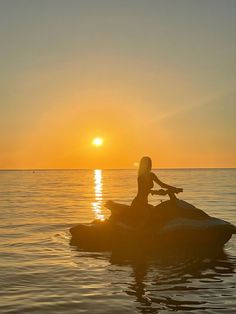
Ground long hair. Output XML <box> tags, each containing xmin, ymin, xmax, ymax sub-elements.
<box><xmin>138</xmin><ymin>156</ymin><xmax>152</xmax><ymax>177</ymax></box>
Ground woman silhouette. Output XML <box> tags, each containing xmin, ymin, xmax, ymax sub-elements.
<box><xmin>131</xmin><ymin>156</ymin><xmax>182</xmax><ymax>221</ymax></box>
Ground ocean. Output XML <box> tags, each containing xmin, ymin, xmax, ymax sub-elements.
<box><xmin>0</xmin><ymin>169</ymin><xmax>235</xmax><ymax>313</ymax></box>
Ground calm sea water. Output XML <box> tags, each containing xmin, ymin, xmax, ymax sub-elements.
<box><xmin>0</xmin><ymin>169</ymin><xmax>235</xmax><ymax>313</ymax></box>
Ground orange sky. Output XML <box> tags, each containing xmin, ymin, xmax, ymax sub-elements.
<box><xmin>0</xmin><ymin>1</ymin><xmax>235</xmax><ymax>169</ymax></box>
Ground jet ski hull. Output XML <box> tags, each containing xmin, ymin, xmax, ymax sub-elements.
<box><xmin>70</xmin><ymin>218</ymin><xmax>235</xmax><ymax>251</ymax></box>
<box><xmin>70</xmin><ymin>200</ymin><xmax>236</xmax><ymax>251</ymax></box>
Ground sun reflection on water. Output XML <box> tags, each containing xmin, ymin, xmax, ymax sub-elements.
<box><xmin>92</xmin><ymin>169</ymin><xmax>105</xmax><ymax>221</ymax></box>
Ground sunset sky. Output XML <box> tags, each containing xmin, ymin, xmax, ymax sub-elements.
<box><xmin>0</xmin><ymin>0</ymin><xmax>235</xmax><ymax>169</ymax></box>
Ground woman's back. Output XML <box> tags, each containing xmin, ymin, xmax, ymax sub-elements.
<box><xmin>137</xmin><ymin>173</ymin><xmax>154</xmax><ymax>198</ymax></box>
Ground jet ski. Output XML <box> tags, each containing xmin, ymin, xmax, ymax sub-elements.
<box><xmin>70</xmin><ymin>197</ymin><xmax>236</xmax><ymax>251</ymax></box>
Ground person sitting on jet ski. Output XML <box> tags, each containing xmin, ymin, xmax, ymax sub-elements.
<box><xmin>130</xmin><ymin>156</ymin><xmax>183</xmax><ymax>223</ymax></box>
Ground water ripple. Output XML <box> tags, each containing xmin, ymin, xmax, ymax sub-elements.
<box><xmin>0</xmin><ymin>169</ymin><xmax>235</xmax><ymax>313</ymax></box>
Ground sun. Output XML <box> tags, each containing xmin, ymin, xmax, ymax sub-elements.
<box><xmin>92</xmin><ymin>137</ymin><xmax>104</xmax><ymax>147</ymax></box>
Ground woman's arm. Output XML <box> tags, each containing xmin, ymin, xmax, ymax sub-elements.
<box><xmin>151</xmin><ymin>172</ymin><xmax>183</xmax><ymax>193</ymax></box>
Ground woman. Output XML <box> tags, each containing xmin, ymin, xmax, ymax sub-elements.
<box><xmin>131</xmin><ymin>156</ymin><xmax>182</xmax><ymax>222</ymax></box>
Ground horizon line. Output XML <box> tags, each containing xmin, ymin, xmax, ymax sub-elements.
<box><xmin>0</xmin><ymin>167</ymin><xmax>235</xmax><ymax>171</ymax></box>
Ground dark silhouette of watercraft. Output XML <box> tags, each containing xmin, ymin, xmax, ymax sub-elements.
<box><xmin>70</xmin><ymin>196</ymin><xmax>236</xmax><ymax>251</ymax></box>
